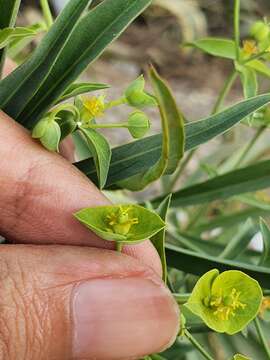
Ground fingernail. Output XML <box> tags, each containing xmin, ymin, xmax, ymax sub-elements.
<box><xmin>72</xmin><ymin>277</ymin><xmax>179</xmax><ymax>359</ymax></box>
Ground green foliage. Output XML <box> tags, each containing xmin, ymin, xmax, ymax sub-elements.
<box><xmin>151</xmin><ymin>194</ymin><xmax>172</xmax><ymax>283</ymax></box>
<box><xmin>0</xmin><ymin>0</ymin><xmax>21</xmax><ymax>76</ymax></box>
<box><xmin>1</xmin><ymin>0</ymin><xmax>270</xmax><ymax>359</ymax></box>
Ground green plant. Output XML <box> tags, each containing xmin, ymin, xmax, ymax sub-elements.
<box><xmin>1</xmin><ymin>0</ymin><xmax>270</xmax><ymax>359</ymax></box>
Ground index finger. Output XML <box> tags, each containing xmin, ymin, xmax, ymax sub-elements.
<box><xmin>0</xmin><ymin>110</ymin><xmax>162</xmax><ymax>276</ymax></box>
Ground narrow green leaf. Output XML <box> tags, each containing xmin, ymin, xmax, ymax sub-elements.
<box><xmin>218</xmin><ymin>219</ymin><xmax>254</xmax><ymax>260</ymax></box>
<box><xmin>238</xmin><ymin>66</ymin><xmax>258</xmax><ymax>99</ymax></box>
<box><xmin>75</xmin><ymin>93</ymin><xmax>270</xmax><ymax>187</ymax></box>
<box><xmin>0</xmin><ymin>0</ymin><xmax>21</xmax><ymax>76</ymax></box>
<box><xmin>166</xmin><ymin>244</ymin><xmax>270</xmax><ymax>288</ymax></box>
<box><xmin>57</xmin><ymin>82</ymin><xmax>110</xmax><ymax>103</ymax></box>
<box><xmin>194</xmin><ymin>207</ymin><xmax>269</xmax><ymax>234</ymax></box>
<box><xmin>259</xmin><ymin>218</ymin><xmax>270</xmax><ymax>267</ymax></box>
<box><xmin>0</xmin><ymin>27</ymin><xmax>36</xmax><ymax>50</ymax></box>
<box><xmin>153</xmin><ymin>158</ymin><xmax>270</xmax><ymax>208</ymax></box>
<box><xmin>187</xmin><ymin>38</ymin><xmax>236</xmax><ymax>59</ymax></box>
<box><xmin>119</xmin><ymin>66</ymin><xmax>185</xmax><ymax>190</ymax></box>
<box><xmin>150</xmin><ymin>67</ymin><xmax>185</xmax><ymax>175</ymax></box>
<box><xmin>0</xmin><ymin>0</ymin><xmax>91</xmax><ymax>120</ymax></box>
<box><xmin>248</xmin><ymin>59</ymin><xmax>270</xmax><ymax>78</ymax></box>
<box><xmin>151</xmin><ymin>194</ymin><xmax>172</xmax><ymax>283</ymax></box>
<box><xmin>80</xmin><ymin>127</ymin><xmax>111</xmax><ymax>189</ymax></box>
<box><xmin>1</xmin><ymin>0</ymin><xmax>152</xmax><ymax>129</ymax></box>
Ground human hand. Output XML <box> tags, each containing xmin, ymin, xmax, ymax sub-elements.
<box><xmin>0</xmin><ymin>61</ymin><xmax>179</xmax><ymax>359</ymax></box>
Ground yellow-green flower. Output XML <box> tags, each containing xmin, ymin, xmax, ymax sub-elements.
<box><xmin>82</xmin><ymin>95</ymin><xmax>106</xmax><ymax>120</ymax></box>
<box><xmin>186</xmin><ymin>269</ymin><xmax>262</xmax><ymax>334</ymax></box>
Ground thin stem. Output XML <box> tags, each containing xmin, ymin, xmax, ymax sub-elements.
<box><xmin>234</xmin><ymin>126</ymin><xmax>266</xmax><ymax>168</ymax></box>
<box><xmin>105</xmin><ymin>97</ymin><xmax>127</xmax><ymax>110</ymax></box>
<box><xmin>40</xmin><ymin>0</ymin><xmax>54</xmax><ymax>29</ymax></box>
<box><xmin>242</xmin><ymin>50</ymin><xmax>268</xmax><ymax>64</ymax></box>
<box><xmin>116</xmin><ymin>242</ymin><xmax>123</xmax><ymax>252</ymax></box>
<box><xmin>185</xmin><ymin>330</ymin><xmax>214</xmax><ymax>360</ymax></box>
<box><xmin>254</xmin><ymin>317</ymin><xmax>270</xmax><ymax>359</ymax></box>
<box><xmin>212</xmin><ymin>70</ymin><xmax>238</xmax><ymax>115</ymax></box>
<box><xmin>173</xmin><ymin>293</ymin><xmax>190</xmax><ymax>304</ymax></box>
<box><xmin>84</xmin><ymin>122</ymin><xmax>128</xmax><ymax>129</ymax></box>
<box><xmin>234</xmin><ymin>0</ymin><xmax>241</xmax><ymax>61</ymax></box>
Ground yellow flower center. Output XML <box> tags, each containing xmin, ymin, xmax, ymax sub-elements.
<box><xmin>106</xmin><ymin>206</ymin><xmax>139</xmax><ymax>236</ymax></box>
<box><xmin>82</xmin><ymin>96</ymin><xmax>105</xmax><ymax>119</ymax></box>
<box><xmin>210</xmin><ymin>288</ymin><xmax>246</xmax><ymax>321</ymax></box>
<box><xmin>243</xmin><ymin>40</ymin><xmax>258</xmax><ymax>55</ymax></box>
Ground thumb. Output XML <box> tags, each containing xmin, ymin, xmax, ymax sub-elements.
<box><xmin>0</xmin><ymin>245</ymin><xmax>179</xmax><ymax>360</ymax></box>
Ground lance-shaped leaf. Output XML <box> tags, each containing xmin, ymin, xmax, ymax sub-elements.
<box><xmin>74</xmin><ymin>204</ymin><xmax>165</xmax><ymax>244</ymax></box>
<box><xmin>80</xmin><ymin>127</ymin><xmax>111</xmax><ymax>189</ymax></box>
<box><xmin>0</xmin><ymin>0</ymin><xmax>152</xmax><ymax>129</ymax></box>
<box><xmin>0</xmin><ymin>0</ymin><xmax>91</xmax><ymax>121</ymax></box>
<box><xmin>166</xmin><ymin>243</ymin><xmax>270</xmax><ymax>288</ymax></box>
<box><xmin>57</xmin><ymin>82</ymin><xmax>110</xmax><ymax>103</ymax></box>
<box><xmin>75</xmin><ymin>93</ymin><xmax>270</xmax><ymax>187</ymax></box>
<box><xmin>151</xmin><ymin>194</ymin><xmax>172</xmax><ymax>283</ymax></box>
<box><xmin>152</xmin><ymin>158</ymin><xmax>270</xmax><ymax>208</ymax></box>
<box><xmin>0</xmin><ymin>0</ymin><xmax>21</xmax><ymax>76</ymax></box>
<box><xmin>187</xmin><ymin>38</ymin><xmax>236</xmax><ymax>59</ymax></box>
<box><xmin>259</xmin><ymin>218</ymin><xmax>270</xmax><ymax>267</ymax></box>
<box><xmin>118</xmin><ymin>66</ymin><xmax>185</xmax><ymax>190</ymax></box>
<box><xmin>0</xmin><ymin>27</ymin><xmax>37</xmax><ymax>50</ymax></box>
<box><xmin>218</xmin><ymin>219</ymin><xmax>254</xmax><ymax>260</ymax></box>
<box><xmin>185</xmin><ymin>269</ymin><xmax>262</xmax><ymax>334</ymax></box>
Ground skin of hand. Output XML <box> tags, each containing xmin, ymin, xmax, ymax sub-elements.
<box><xmin>0</xmin><ymin>60</ymin><xmax>179</xmax><ymax>360</ymax></box>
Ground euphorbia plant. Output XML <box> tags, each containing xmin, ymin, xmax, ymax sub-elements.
<box><xmin>1</xmin><ymin>0</ymin><xmax>270</xmax><ymax>359</ymax></box>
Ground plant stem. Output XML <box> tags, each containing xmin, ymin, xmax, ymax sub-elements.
<box><xmin>85</xmin><ymin>122</ymin><xmax>128</xmax><ymax>129</ymax></box>
<box><xmin>212</xmin><ymin>70</ymin><xmax>238</xmax><ymax>114</ymax></box>
<box><xmin>254</xmin><ymin>317</ymin><xmax>270</xmax><ymax>359</ymax></box>
<box><xmin>40</xmin><ymin>0</ymin><xmax>54</xmax><ymax>29</ymax></box>
<box><xmin>234</xmin><ymin>0</ymin><xmax>241</xmax><ymax>61</ymax></box>
<box><xmin>234</xmin><ymin>126</ymin><xmax>266</xmax><ymax>168</ymax></box>
<box><xmin>105</xmin><ymin>97</ymin><xmax>127</xmax><ymax>109</ymax></box>
<box><xmin>173</xmin><ymin>293</ymin><xmax>190</xmax><ymax>304</ymax></box>
<box><xmin>116</xmin><ymin>242</ymin><xmax>123</xmax><ymax>252</ymax></box>
<box><xmin>185</xmin><ymin>330</ymin><xmax>214</xmax><ymax>360</ymax></box>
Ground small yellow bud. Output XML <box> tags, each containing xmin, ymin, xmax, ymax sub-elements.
<box><xmin>243</xmin><ymin>40</ymin><xmax>258</xmax><ymax>55</ymax></box>
<box><xmin>82</xmin><ymin>95</ymin><xmax>106</xmax><ymax>120</ymax></box>
<box><xmin>106</xmin><ymin>206</ymin><xmax>139</xmax><ymax>235</ymax></box>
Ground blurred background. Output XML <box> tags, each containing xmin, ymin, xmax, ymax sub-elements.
<box><xmin>18</xmin><ymin>0</ymin><xmax>270</xmax><ymax>124</ymax></box>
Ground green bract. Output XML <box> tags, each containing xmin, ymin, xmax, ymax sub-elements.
<box><xmin>185</xmin><ymin>269</ymin><xmax>263</xmax><ymax>335</ymax></box>
<box><xmin>125</xmin><ymin>75</ymin><xmax>157</xmax><ymax>108</ymax></box>
<box><xmin>32</xmin><ymin>118</ymin><xmax>61</xmax><ymax>152</ymax></box>
<box><xmin>232</xmin><ymin>355</ymin><xmax>250</xmax><ymax>360</ymax></box>
<box><xmin>127</xmin><ymin>111</ymin><xmax>150</xmax><ymax>139</ymax></box>
<box><xmin>74</xmin><ymin>204</ymin><xmax>165</xmax><ymax>244</ymax></box>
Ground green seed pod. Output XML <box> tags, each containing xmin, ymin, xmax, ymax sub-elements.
<box><xmin>125</xmin><ymin>75</ymin><xmax>157</xmax><ymax>108</ymax></box>
<box><xmin>250</xmin><ymin>21</ymin><xmax>270</xmax><ymax>42</ymax></box>
<box><xmin>32</xmin><ymin>118</ymin><xmax>50</xmax><ymax>139</ymax></box>
<box><xmin>127</xmin><ymin>111</ymin><xmax>150</xmax><ymax>139</ymax></box>
<box><xmin>40</xmin><ymin>121</ymin><xmax>61</xmax><ymax>152</ymax></box>
<box><xmin>55</xmin><ymin>110</ymin><xmax>77</xmax><ymax>140</ymax></box>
